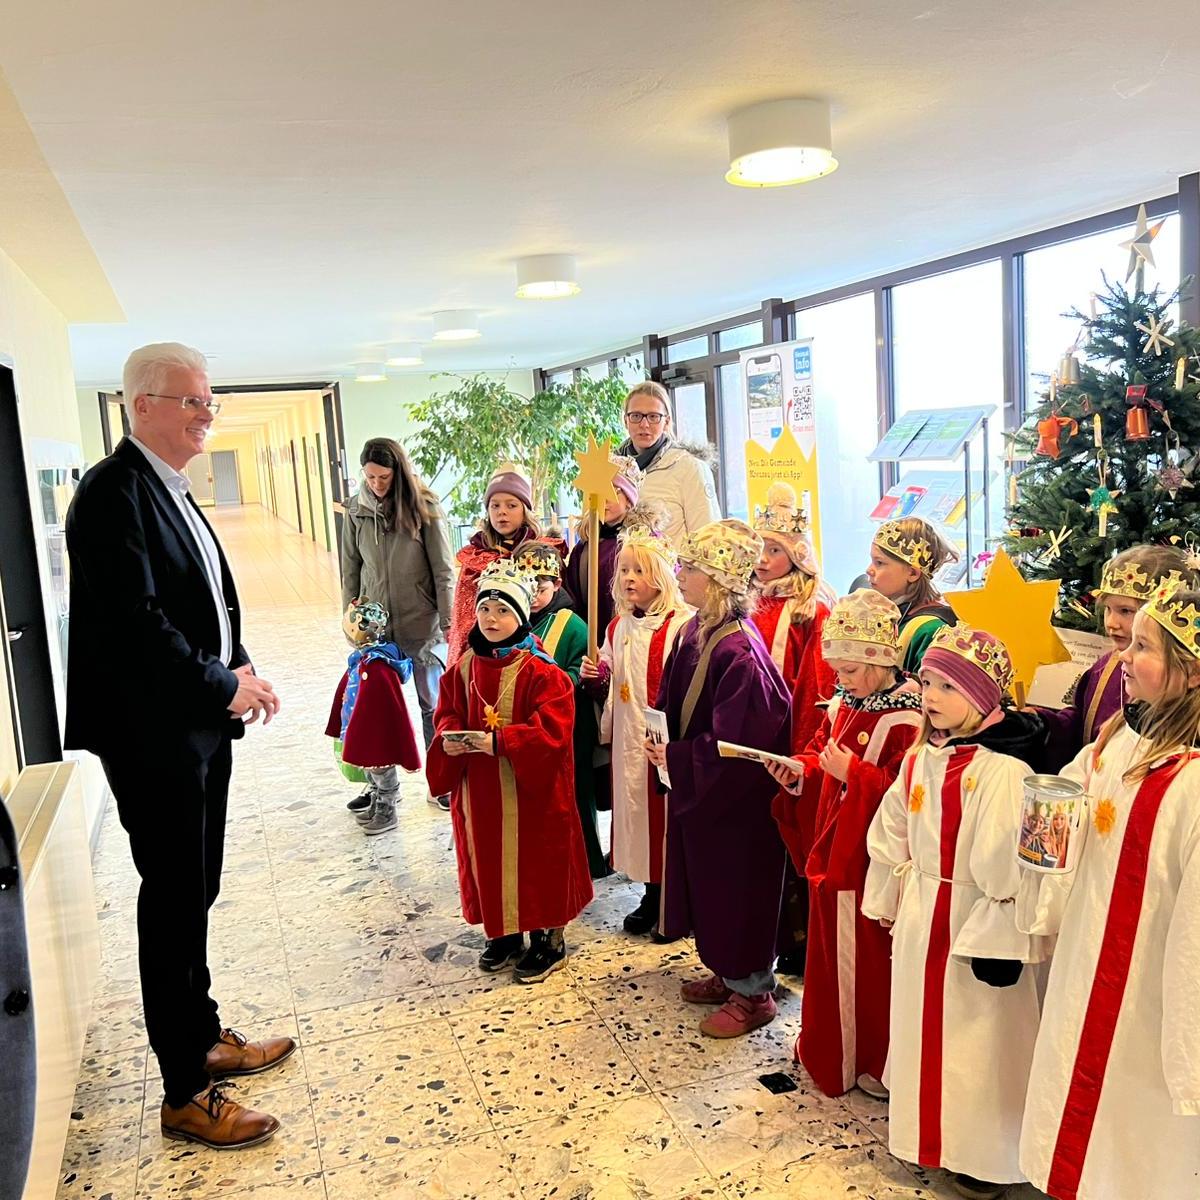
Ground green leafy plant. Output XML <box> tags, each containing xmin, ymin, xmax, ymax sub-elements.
<box><xmin>406</xmin><ymin>369</ymin><xmax>634</xmax><ymax>521</ymax></box>
<box><xmin>1003</xmin><ymin>274</ymin><xmax>1200</xmax><ymax>629</ymax></box>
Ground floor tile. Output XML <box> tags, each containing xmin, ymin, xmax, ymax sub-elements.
<box><xmin>499</xmin><ymin>1095</ymin><xmax>722</xmax><ymax>1199</ymax></box>
<box><xmin>302</xmin><ymin>1021</ymin><xmax>459</xmax><ymax>1084</ymax></box>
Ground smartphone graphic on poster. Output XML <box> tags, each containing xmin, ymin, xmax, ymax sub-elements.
<box><xmin>746</xmin><ymin>353</ymin><xmax>784</xmax><ymax>445</ymax></box>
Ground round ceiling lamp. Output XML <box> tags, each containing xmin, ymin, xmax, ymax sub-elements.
<box><xmin>385</xmin><ymin>344</ymin><xmax>423</xmax><ymax>367</ymax></box>
<box><xmin>725</xmin><ymin>98</ymin><xmax>838</xmax><ymax>188</ymax></box>
<box><xmin>515</xmin><ymin>254</ymin><xmax>581</xmax><ymax>300</ymax></box>
<box><xmin>354</xmin><ymin>362</ymin><xmax>387</xmax><ymax>382</ymax></box>
<box><xmin>432</xmin><ymin>309</ymin><xmax>481</xmax><ymax>341</ymax></box>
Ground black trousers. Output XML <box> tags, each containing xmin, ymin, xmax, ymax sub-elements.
<box><xmin>101</xmin><ymin>730</ymin><xmax>232</xmax><ymax>1106</ymax></box>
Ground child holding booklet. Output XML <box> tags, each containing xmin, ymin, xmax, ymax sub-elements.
<box><xmin>580</xmin><ymin>526</ymin><xmax>691</xmax><ymax>933</ymax></box>
<box><xmin>863</xmin><ymin>624</ymin><xmax>1046</xmax><ymax>1199</ymax></box>
<box><xmin>767</xmin><ymin>589</ymin><xmax>922</xmax><ymax>1099</ymax></box>
<box><xmin>646</xmin><ymin>519</ymin><xmax>792</xmax><ymax>1038</ymax></box>
<box><xmin>428</xmin><ymin>560</ymin><xmax>593</xmax><ymax>983</ymax></box>
<box><xmin>1018</xmin><ymin>576</ymin><xmax>1200</xmax><ymax>1200</ymax></box>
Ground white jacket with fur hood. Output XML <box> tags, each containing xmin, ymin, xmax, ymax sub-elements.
<box><xmin>619</xmin><ymin>436</ymin><xmax>721</xmax><ymax>543</ymax></box>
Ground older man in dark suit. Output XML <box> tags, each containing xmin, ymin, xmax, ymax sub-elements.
<box><xmin>65</xmin><ymin>343</ymin><xmax>291</xmax><ymax>1149</ymax></box>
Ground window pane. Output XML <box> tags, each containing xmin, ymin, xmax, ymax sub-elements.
<box><xmin>793</xmin><ymin>293</ymin><xmax>879</xmax><ymax>593</ymax></box>
<box><xmin>1023</xmin><ymin>212</ymin><xmax>1180</xmax><ymax>408</ymax></box>
<box><xmin>666</xmin><ymin>334</ymin><xmax>709</xmax><ymax>363</ymax></box>
<box><xmin>547</xmin><ymin>370</ymin><xmax>574</xmax><ymax>389</ymax></box>
<box><xmin>719</xmin><ymin>361</ymin><xmax>749</xmax><ymax>519</ymax></box>
<box><xmin>718</xmin><ymin>321</ymin><xmax>763</xmax><ymax>351</ymax></box>
<box><xmin>583</xmin><ymin>361</ymin><xmax>611</xmax><ymax>382</ymax></box>
<box><xmin>617</xmin><ymin>354</ymin><xmax>645</xmax><ymax>386</ymax></box>
<box><xmin>891</xmin><ymin>261</ymin><xmax>1004</xmax><ymax>586</ymax></box>
<box><xmin>671</xmin><ymin>381</ymin><xmax>709</xmax><ymax>445</ymax></box>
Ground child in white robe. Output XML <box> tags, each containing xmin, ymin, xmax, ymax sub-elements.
<box><xmin>581</xmin><ymin>526</ymin><xmax>690</xmax><ymax>934</ymax></box>
<box><xmin>1018</xmin><ymin>578</ymin><xmax>1200</xmax><ymax>1200</ymax></box>
<box><xmin>863</xmin><ymin>623</ymin><xmax>1046</xmax><ymax>1199</ymax></box>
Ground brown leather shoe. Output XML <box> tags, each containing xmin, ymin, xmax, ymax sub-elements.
<box><xmin>206</xmin><ymin>1027</ymin><xmax>297</xmax><ymax>1077</ymax></box>
<box><xmin>161</xmin><ymin>1084</ymin><xmax>279</xmax><ymax>1149</ymax></box>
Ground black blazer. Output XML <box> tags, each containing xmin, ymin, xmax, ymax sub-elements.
<box><xmin>64</xmin><ymin>439</ymin><xmax>250</xmax><ymax>755</ymax></box>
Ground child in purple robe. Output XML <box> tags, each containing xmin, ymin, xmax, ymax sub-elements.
<box><xmin>1038</xmin><ymin>544</ymin><xmax>1192</xmax><ymax>771</ymax></box>
<box><xmin>646</xmin><ymin>519</ymin><xmax>792</xmax><ymax>1039</ymax></box>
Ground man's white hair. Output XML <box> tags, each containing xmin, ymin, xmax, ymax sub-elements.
<box><xmin>122</xmin><ymin>342</ymin><xmax>208</xmax><ymax>405</ymax></box>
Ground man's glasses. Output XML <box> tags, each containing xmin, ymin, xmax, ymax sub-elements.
<box><xmin>146</xmin><ymin>393</ymin><xmax>223</xmax><ymax>416</ymax></box>
<box><xmin>625</xmin><ymin>411</ymin><xmax>665</xmax><ymax>426</ymax></box>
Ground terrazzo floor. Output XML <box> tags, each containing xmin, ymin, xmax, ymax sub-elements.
<box><xmin>57</xmin><ymin>505</ymin><xmax>1043</xmax><ymax>1200</ymax></box>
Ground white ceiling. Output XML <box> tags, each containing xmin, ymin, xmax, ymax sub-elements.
<box><xmin>3</xmin><ymin>0</ymin><xmax>1199</xmax><ymax>385</ymax></box>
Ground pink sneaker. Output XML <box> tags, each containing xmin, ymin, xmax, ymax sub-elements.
<box><xmin>699</xmin><ymin>992</ymin><xmax>777</xmax><ymax>1038</ymax></box>
<box><xmin>680</xmin><ymin>973</ymin><xmax>733</xmax><ymax>1005</ymax></box>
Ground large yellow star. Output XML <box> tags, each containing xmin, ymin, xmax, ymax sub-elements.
<box><xmin>944</xmin><ymin>549</ymin><xmax>1070</xmax><ymax>695</ymax></box>
<box><xmin>573</xmin><ymin>434</ymin><xmax>618</xmax><ymax>514</ymax></box>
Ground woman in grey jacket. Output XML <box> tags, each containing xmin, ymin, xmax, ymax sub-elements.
<box><xmin>341</xmin><ymin>438</ymin><xmax>454</xmax><ymax>805</ymax></box>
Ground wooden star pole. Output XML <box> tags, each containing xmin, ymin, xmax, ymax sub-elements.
<box><xmin>572</xmin><ymin>435</ymin><xmax>618</xmax><ymax>660</ymax></box>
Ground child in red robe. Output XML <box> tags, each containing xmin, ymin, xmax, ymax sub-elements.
<box><xmin>768</xmin><ymin>589</ymin><xmax>922</xmax><ymax>1098</ymax></box>
<box><xmin>428</xmin><ymin>560</ymin><xmax>593</xmax><ymax>983</ymax></box>
<box><xmin>751</xmin><ymin>481</ymin><xmax>836</xmax><ymax>974</ymax></box>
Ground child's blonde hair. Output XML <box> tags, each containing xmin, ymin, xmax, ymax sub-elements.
<box><xmin>874</xmin><ymin>517</ymin><xmax>958</xmax><ymax>608</ymax></box>
<box><xmin>611</xmin><ymin>541</ymin><xmax>686</xmax><ymax>620</ymax></box>
<box><xmin>1093</xmin><ymin>585</ymin><xmax>1200</xmax><ymax>782</ymax></box>
<box><xmin>695</xmin><ymin>575</ymin><xmax>755</xmax><ymax>639</ymax></box>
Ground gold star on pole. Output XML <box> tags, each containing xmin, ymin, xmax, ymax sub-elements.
<box><xmin>1135</xmin><ymin>314</ymin><xmax>1175</xmax><ymax>357</ymax></box>
<box><xmin>945</xmin><ymin>548</ymin><xmax>1071</xmax><ymax>701</ymax></box>
<box><xmin>1119</xmin><ymin>203</ymin><xmax>1165</xmax><ymax>285</ymax></box>
<box><xmin>573</xmin><ymin>434</ymin><xmax>618</xmax><ymax>514</ymax></box>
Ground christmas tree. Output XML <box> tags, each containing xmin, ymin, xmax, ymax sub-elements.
<box><xmin>1003</xmin><ymin>269</ymin><xmax>1200</xmax><ymax>630</ymax></box>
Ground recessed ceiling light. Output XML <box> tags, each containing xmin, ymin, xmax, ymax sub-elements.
<box><xmin>354</xmin><ymin>362</ymin><xmax>387</xmax><ymax>382</ymax></box>
<box><xmin>386</xmin><ymin>344</ymin><xmax>424</xmax><ymax>366</ymax></box>
<box><xmin>725</xmin><ymin>98</ymin><xmax>838</xmax><ymax>188</ymax></box>
<box><xmin>515</xmin><ymin>254</ymin><xmax>581</xmax><ymax>300</ymax></box>
<box><xmin>432</xmin><ymin>310</ymin><xmax>481</xmax><ymax>341</ymax></box>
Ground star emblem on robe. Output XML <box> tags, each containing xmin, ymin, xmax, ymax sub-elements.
<box><xmin>1119</xmin><ymin>203</ymin><xmax>1165</xmax><ymax>282</ymax></box>
<box><xmin>483</xmin><ymin>705</ymin><xmax>503</xmax><ymax>730</ymax></box>
<box><xmin>945</xmin><ymin>548</ymin><xmax>1071</xmax><ymax>696</ymax></box>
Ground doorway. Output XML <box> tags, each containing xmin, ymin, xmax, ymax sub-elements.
<box><xmin>0</xmin><ymin>365</ymin><xmax>62</xmax><ymax>766</ymax></box>
<box><xmin>211</xmin><ymin>449</ymin><xmax>242</xmax><ymax>505</ymax></box>
<box><xmin>185</xmin><ymin>453</ymin><xmax>215</xmax><ymax>505</ymax></box>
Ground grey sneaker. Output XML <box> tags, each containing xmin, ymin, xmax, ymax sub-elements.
<box><xmin>362</xmin><ymin>803</ymin><xmax>397</xmax><ymax>836</ymax></box>
<box><xmin>354</xmin><ymin>799</ymin><xmax>377</xmax><ymax>826</ymax></box>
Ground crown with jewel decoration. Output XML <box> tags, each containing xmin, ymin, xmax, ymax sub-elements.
<box><xmin>1143</xmin><ymin>579</ymin><xmax>1200</xmax><ymax>661</ymax></box>
<box><xmin>823</xmin><ymin>588</ymin><xmax>902</xmax><ymax>667</ymax></box>
<box><xmin>874</xmin><ymin>520</ymin><xmax>935</xmax><ymax>574</ymax></box>
<box><xmin>753</xmin><ymin>481</ymin><xmax>809</xmax><ymax>538</ymax></box>
<box><xmin>1096</xmin><ymin>560</ymin><xmax>1185</xmax><ymax>603</ymax></box>
<box><xmin>475</xmin><ymin>559</ymin><xmax>535</xmax><ymax>620</ymax></box>
<box><xmin>678</xmin><ymin>519</ymin><xmax>763</xmax><ymax>596</ymax></box>
<box><xmin>619</xmin><ymin>523</ymin><xmax>678</xmax><ymax>570</ymax></box>
<box><xmin>926</xmin><ymin>623</ymin><xmax>1016</xmax><ymax>694</ymax></box>
<box><xmin>342</xmin><ymin>598</ymin><xmax>389</xmax><ymax>647</ymax></box>
<box><xmin>513</xmin><ymin>539</ymin><xmax>564</xmax><ymax>579</ymax></box>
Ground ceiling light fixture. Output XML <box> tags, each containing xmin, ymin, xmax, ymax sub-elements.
<box><xmin>385</xmin><ymin>344</ymin><xmax>423</xmax><ymax>367</ymax></box>
<box><xmin>354</xmin><ymin>362</ymin><xmax>387</xmax><ymax>382</ymax></box>
<box><xmin>515</xmin><ymin>254</ymin><xmax>581</xmax><ymax>300</ymax></box>
<box><xmin>432</xmin><ymin>310</ymin><xmax>481</xmax><ymax>341</ymax></box>
<box><xmin>725</xmin><ymin>98</ymin><xmax>838</xmax><ymax>188</ymax></box>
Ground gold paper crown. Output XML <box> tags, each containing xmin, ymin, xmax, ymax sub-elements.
<box><xmin>677</xmin><ymin>519</ymin><xmax>763</xmax><ymax>596</ymax></box>
<box><xmin>823</xmin><ymin>589</ymin><xmax>901</xmax><ymax>667</ymax></box>
<box><xmin>1143</xmin><ymin>580</ymin><xmax>1200</xmax><ymax>661</ymax></box>
<box><xmin>927</xmin><ymin>622</ymin><xmax>1016</xmax><ymax>694</ymax></box>
<box><xmin>1096</xmin><ymin>561</ymin><xmax>1184</xmax><ymax>603</ymax></box>
<box><xmin>619</xmin><ymin>523</ymin><xmax>678</xmax><ymax>570</ymax></box>
<box><xmin>874</xmin><ymin>520</ymin><xmax>935</xmax><ymax>574</ymax></box>
<box><xmin>513</xmin><ymin>540</ymin><xmax>563</xmax><ymax>578</ymax></box>
<box><xmin>477</xmin><ymin>558</ymin><xmax>536</xmax><ymax>598</ymax></box>
<box><xmin>754</xmin><ymin>481</ymin><xmax>809</xmax><ymax>538</ymax></box>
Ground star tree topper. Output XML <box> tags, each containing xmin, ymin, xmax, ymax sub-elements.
<box><xmin>1120</xmin><ymin>203</ymin><xmax>1165</xmax><ymax>283</ymax></box>
<box><xmin>945</xmin><ymin>548</ymin><xmax>1071</xmax><ymax>698</ymax></box>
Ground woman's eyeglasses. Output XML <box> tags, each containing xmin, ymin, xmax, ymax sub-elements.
<box><xmin>146</xmin><ymin>393</ymin><xmax>223</xmax><ymax>416</ymax></box>
<box><xmin>625</xmin><ymin>411</ymin><xmax>665</xmax><ymax>426</ymax></box>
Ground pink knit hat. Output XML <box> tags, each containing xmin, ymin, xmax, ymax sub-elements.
<box><xmin>611</xmin><ymin>455</ymin><xmax>643</xmax><ymax>505</ymax></box>
<box><xmin>920</xmin><ymin>624</ymin><xmax>1014</xmax><ymax>718</ymax></box>
<box><xmin>484</xmin><ymin>462</ymin><xmax>533</xmax><ymax>510</ymax></box>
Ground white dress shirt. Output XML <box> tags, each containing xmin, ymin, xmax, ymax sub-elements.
<box><xmin>130</xmin><ymin>437</ymin><xmax>233</xmax><ymax>665</ymax></box>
